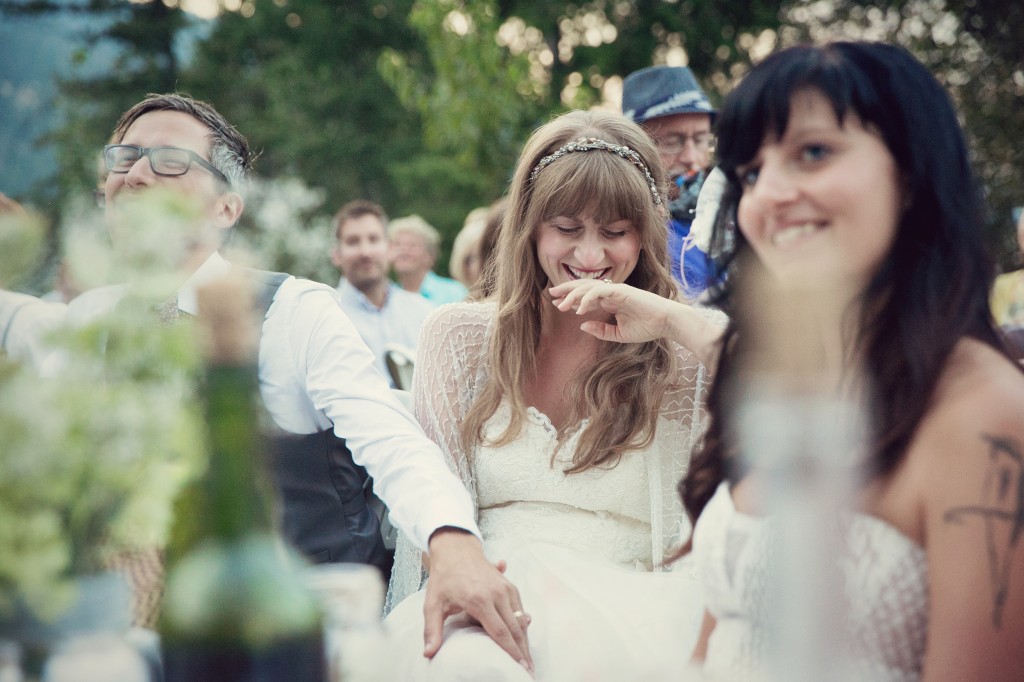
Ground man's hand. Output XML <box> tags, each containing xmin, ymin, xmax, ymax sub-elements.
<box><xmin>424</xmin><ymin>527</ymin><xmax>533</xmax><ymax>675</ymax></box>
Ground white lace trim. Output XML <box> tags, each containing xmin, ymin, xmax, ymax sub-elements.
<box><xmin>694</xmin><ymin>482</ymin><xmax>929</xmax><ymax>681</ymax></box>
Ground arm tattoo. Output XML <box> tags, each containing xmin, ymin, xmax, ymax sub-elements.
<box><xmin>943</xmin><ymin>434</ymin><xmax>1023</xmax><ymax>628</ymax></box>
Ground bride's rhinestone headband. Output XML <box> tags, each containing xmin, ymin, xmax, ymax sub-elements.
<box><xmin>528</xmin><ymin>136</ymin><xmax>663</xmax><ymax>207</ymax></box>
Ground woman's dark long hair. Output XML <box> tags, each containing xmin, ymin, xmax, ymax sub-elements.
<box><xmin>681</xmin><ymin>41</ymin><xmax>1015</xmax><ymax>526</ymax></box>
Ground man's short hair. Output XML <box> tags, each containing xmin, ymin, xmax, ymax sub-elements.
<box><xmin>388</xmin><ymin>215</ymin><xmax>441</xmax><ymax>258</ymax></box>
<box><xmin>332</xmin><ymin>199</ymin><xmax>388</xmax><ymax>241</ymax></box>
<box><xmin>111</xmin><ymin>93</ymin><xmax>253</xmax><ymax>190</ymax></box>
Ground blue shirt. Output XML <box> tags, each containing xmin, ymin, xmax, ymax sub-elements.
<box><xmin>418</xmin><ymin>270</ymin><xmax>468</xmax><ymax>306</ymax></box>
<box><xmin>668</xmin><ymin>217</ymin><xmax>716</xmax><ymax>300</ymax></box>
<box><xmin>336</xmin><ymin>278</ymin><xmax>435</xmax><ymax>387</ymax></box>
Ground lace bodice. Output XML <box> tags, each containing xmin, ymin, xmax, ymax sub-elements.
<box><xmin>693</xmin><ymin>481</ymin><xmax>929</xmax><ymax>681</ymax></box>
<box><xmin>475</xmin><ymin>402</ymin><xmax>654</xmax><ymax>568</ymax></box>
<box><xmin>386</xmin><ymin>300</ymin><xmax>714</xmax><ymax>611</ymax></box>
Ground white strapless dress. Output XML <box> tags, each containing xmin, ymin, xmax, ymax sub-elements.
<box><xmin>691</xmin><ymin>481</ymin><xmax>929</xmax><ymax>681</ymax></box>
<box><xmin>385</xmin><ymin>403</ymin><xmax>705</xmax><ymax>681</ymax></box>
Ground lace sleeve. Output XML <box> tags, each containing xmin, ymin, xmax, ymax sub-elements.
<box><xmin>411</xmin><ymin>302</ymin><xmax>493</xmax><ymax>489</ymax></box>
<box><xmin>385</xmin><ymin>301</ymin><xmax>493</xmax><ymax>612</ymax></box>
<box><xmin>650</xmin><ymin>328</ymin><xmax>715</xmax><ymax>572</ymax></box>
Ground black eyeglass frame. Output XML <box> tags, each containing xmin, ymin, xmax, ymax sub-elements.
<box><xmin>103</xmin><ymin>144</ymin><xmax>231</xmax><ymax>187</ymax></box>
<box><xmin>654</xmin><ymin>132</ymin><xmax>715</xmax><ymax>155</ymax></box>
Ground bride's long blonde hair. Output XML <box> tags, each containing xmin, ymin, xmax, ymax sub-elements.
<box><xmin>461</xmin><ymin>110</ymin><xmax>681</xmax><ymax>473</ymax></box>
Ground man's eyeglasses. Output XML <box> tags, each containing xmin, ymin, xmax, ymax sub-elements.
<box><xmin>656</xmin><ymin>133</ymin><xmax>714</xmax><ymax>155</ymax></box>
<box><xmin>103</xmin><ymin>144</ymin><xmax>231</xmax><ymax>187</ymax></box>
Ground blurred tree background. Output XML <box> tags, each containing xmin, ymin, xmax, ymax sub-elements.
<box><xmin>2</xmin><ymin>0</ymin><xmax>1022</xmax><ymax>288</ymax></box>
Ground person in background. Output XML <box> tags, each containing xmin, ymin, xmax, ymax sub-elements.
<box><xmin>388</xmin><ymin>214</ymin><xmax>468</xmax><ymax>306</ymax></box>
<box><xmin>449</xmin><ymin>206</ymin><xmax>488</xmax><ymax>294</ymax></box>
<box><xmin>385</xmin><ymin>109</ymin><xmax>711</xmax><ymax>680</ymax></box>
<box><xmin>330</xmin><ymin>199</ymin><xmax>434</xmax><ymax>387</ymax></box>
<box><xmin>991</xmin><ymin>206</ymin><xmax>1024</xmax><ymax>328</ymax></box>
<box><xmin>553</xmin><ymin>41</ymin><xmax>1024</xmax><ymax>680</ymax></box>
<box><xmin>622</xmin><ymin>65</ymin><xmax>718</xmax><ymax>299</ymax></box>
<box><xmin>469</xmin><ymin>196</ymin><xmax>508</xmax><ymax>301</ymax></box>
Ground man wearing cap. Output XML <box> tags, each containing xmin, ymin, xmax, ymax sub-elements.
<box><xmin>622</xmin><ymin>65</ymin><xmax>718</xmax><ymax>298</ymax></box>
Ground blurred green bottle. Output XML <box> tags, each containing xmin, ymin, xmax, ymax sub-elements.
<box><xmin>159</xmin><ymin>276</ymin><xmax>325</xmax><ymax>681</ymax></box>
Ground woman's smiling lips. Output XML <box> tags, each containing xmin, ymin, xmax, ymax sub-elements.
<box><xmin>771</xmin><ymin>221</ymin><xmax>825</xmax><ymax>247</ymax></box>
<box><xmin>564</xmin><ymin>264</ymin><xmax>610</xmax><ymax>280</ymax></box>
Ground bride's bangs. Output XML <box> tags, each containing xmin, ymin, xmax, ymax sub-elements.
<box><xmin>537</xmin><ymin>151</ymin><xmax>652</xmax><ymax>229</ymax></box>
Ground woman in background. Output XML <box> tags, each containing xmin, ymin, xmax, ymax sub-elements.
<box><xmin>449</xmin><ymin>207</ymin><xmax>488</xmax><ymax>294</ymax></box>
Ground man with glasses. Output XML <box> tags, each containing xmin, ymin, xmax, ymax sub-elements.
<box><xmin>622</xmin><ymin>65</ymin><xmax>718</xmax><ymax>298</ymax></box>
<box><xmin>104</xmin><ymin>144</ymin><xmax>231</xmax><ymax>185</ymax></box>
<box><xmin>1</xmin><ymin>93</ymin><xmax>534</xmax><ymax>670</ymax></box>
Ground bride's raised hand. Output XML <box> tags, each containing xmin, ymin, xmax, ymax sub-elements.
<box><xmin>550</xmin><ymin>279</ymin><xmax>724</xmax><ymax>366</ymax></box>
<box><xmin>549</xmin><ymin>279</ymin><xmax>674</xmax><ymax>344</ymax></box>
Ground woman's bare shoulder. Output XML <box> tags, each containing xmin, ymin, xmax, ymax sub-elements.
<box><xmin>925</xmin><ymin>339</ymin><xmax>1024</xmax><ymax>441</ymax></box>
<box><xmin>892</xmin><ymin>339</ymin><xmax>1023</xmax><ymax>527</ymax></box>
<box><xmin>912</xmin><ymin>339</ymin><xmax>1024</xmax><ymax>678</ymax></box>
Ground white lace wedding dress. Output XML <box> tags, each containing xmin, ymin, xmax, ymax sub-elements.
<box><xmin>384</xmin><ymin>301</ymin><xmax>712</xmax><ymax>681</ymax></box>
<box><xmin>691</xmin><ymin>481</ymin><xmax>929</xmax><ymax>681</ymax></box>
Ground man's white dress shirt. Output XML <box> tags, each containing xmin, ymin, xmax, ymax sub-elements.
<box><xmin>2</xmin><ymin>252</ymin><xmax>479</xmax><ymax>551</ymax></box>
<box><xmin>335</xmin><ymin>278</ymin><xmax>434</xmax><ymax>387</ymax></box>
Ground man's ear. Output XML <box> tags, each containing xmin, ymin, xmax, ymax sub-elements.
<box><xmin>330</xmin><ymin>244</ymin><xmax>343</xmax><ymax>269</ymax></box>
<box><xmin>213</xmin><ymin>191</ymin><xmax>245</xmax><ymax>229</ymax></box>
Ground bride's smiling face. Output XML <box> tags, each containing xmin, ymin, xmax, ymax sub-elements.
<box><xmin>535</xmin><ymin>213</ymin><xmax>641</xmax><ymax>287</ymax></box>
<box><xmin>735</xmin><ymin>88</ymin><xmax>904</xmax><ymax>290</ymax></box>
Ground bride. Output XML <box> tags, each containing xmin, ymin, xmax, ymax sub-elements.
<box><xmin>383</xmin><ymin>109</ymin><xmax>716</xmax><ymax>680</ymax></box>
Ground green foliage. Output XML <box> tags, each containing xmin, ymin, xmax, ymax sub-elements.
<box><xmin>495</xmin><ymin>0</ymin><xmax>785</xmax><ymax>106</ymax></box>
<box><xmin>0</xmin><ymin>192</ymin><xmax>208</xmax><ymax>623</ymax></box>
<box><xmin>19</xmin><ymin>0</ymin><xmax>1024</xmax><ymax>276</ymax></box>
<box><xmin>183</xmin><ymin>0</ymin><xmax>423</xmax><ymax>214</ymax></box>
<box><xmin>375</xmin><ymin>0</ymin><xmax>552</xmax><ymax>252</ymax></box>
<box><xmin>40</xmin><ymin>0</ymin><xmax>192</xmax><ymax>200</ymax></box>
<box><xmin>228</xmin><ymin>175</ymin><xmax>337</xmax><ymax>285</ymax></box>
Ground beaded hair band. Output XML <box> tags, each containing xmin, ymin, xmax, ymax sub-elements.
<box><xmin>528</xmin><ymin>136</ymin><xmax>663</xmax><ymax>207</ymax></box>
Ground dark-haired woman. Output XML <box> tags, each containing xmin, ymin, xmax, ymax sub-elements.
<box><xmin>553</xmin><ymin>41</ymin><xmax>1024</xmax><ymax>680</ymax></box>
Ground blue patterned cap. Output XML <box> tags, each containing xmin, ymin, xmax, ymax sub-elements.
<box><xmin>622</xmin><ymin>66</ymin><xmax>716</xmax><ymax>125</ymax></box>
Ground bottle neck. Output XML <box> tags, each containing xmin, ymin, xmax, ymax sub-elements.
<box><xmin>201</xmin><ymin>362</ymin><xmax>273</xmax><ymax>540</ymax></box>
